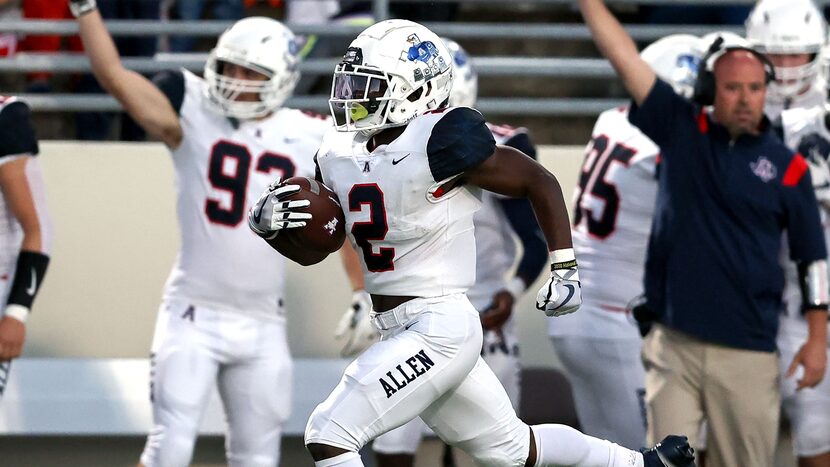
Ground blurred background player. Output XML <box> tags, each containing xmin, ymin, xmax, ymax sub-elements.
<box><xmin>549</xmin><ymin>33</ymin><xmax>705</xmax><ymax>451</ymax></box>
<box><xmin>70</xmin><ymin>0</ymin><xmax>330</xmax><ymax>465</ymax></box>
<box><xmin>746</xmin><ymin>0</ymin><xmax>826</xmax><ymax>123</ymax></box>
<box><xmin>0</xmin><ymin>95</ymin><xmax>51</xmax><ymax>400</ymax></box>
<box><xmin>336</xmin><ymin>37</ymin><xmax>547</xmax><ymax>467</ymax></box>
<box><xmin>252</xmin><ymin>18</ymin><xmax>695</xmax><ymax>467</ymax></box>
<box><xmin>774</xmin><ymin>27</ymin><xmax>830</xmax><ymax>467</ymax></box>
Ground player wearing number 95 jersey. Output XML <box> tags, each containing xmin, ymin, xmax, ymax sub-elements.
<box><xmin>71</xmin><ymin>1</ymin><xmax>330</xmax><ymax>466</ymax></box>
<box><xmin>251</xmin><ymin>18</ymin><xmax>695</xmax><ymax>467</ymax></box>
<box><xmin>549</xmin><ymin>34</ymin><xmax>705</xmax><ymax>450</ymax></box>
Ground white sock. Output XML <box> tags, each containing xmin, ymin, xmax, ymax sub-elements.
<box><xmin>314</xmin><ymin>451</ymin><xmax>364</xmax><ymax>467</ymax></box>
<box><xmin>531</xmin><ymin>424</ymin><xmax>644</xmax><ymax>467</ymax></box>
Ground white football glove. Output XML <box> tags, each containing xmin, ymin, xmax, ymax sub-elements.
<box><xmin>248</xmin><ymin>182</ymin><xmax>311</xmax><ymax>239</ymax></box>
<box><xmin>536</xmin><ymin>249</ymin><xmax>582</xmax><ymax>317</ymax></box>
<box><xmin>334</xmin><ymin>290</ymin><xmax>379</xmax><ymax>357</ymax></box>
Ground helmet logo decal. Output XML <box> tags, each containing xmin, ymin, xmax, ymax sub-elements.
<box><xmin>287</xmin><ymin>38</ymin><xmax>299</xmax><ymax>56</ymax></box>
<box><xmin>404</xmin><ymin>35</ymin><xmax>448</xmax><ymax>82</ymax></box>
<box><xmin>343</xmin><ymin>47</ymin><xmax>363</xmax><ymax>65</ymax></box>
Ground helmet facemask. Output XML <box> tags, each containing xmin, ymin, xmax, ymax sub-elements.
<box><xmin>761</xmin><ymin>50</ymin><xmax>821</xmax><ymax>102</ymax></box>
<box><xmin>329</xmin><ymin>62</ymin><xmax>394</xmax><ymax>131</ymax></box>
<box><xmin>204</xmin><ymin>17</ymin><xmax>301</xmax><ymax>120</ymax></box>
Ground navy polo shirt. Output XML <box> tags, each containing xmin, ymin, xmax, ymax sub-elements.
<box><xmin>629</xmin><ymin>79</ymin><xmax>827</xmax><ymax>352</ymax></box>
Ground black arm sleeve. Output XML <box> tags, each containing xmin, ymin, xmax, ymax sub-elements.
<box><xmin>0</xmin><ymin>101</ymin><xmax>38</xmax><ymax>158</ymax></box>
<box><xmin>6</xmin><ymin>251</ymin><xmax>50</xmax><ymax>310</ymax></box>
<box><xmin>426</xmin><ymin>107</ymin><xmax>496</xmax><ymax>182</ymax></box>
<box><xmin>151</xmin><ymin>70</ymin><xmax>186</xmax><ymax>115</ymax></box>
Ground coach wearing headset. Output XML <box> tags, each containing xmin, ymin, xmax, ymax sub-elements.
<box><xmin>579</xmin><ymin>2</ymin><xmax>829</xmax><ymax>467</ymax></box>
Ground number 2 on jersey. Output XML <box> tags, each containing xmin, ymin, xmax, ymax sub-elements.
<box><xmin>573</xmin><ymin>134</ymin><xmax>637</xmax><ymax>238</ymax></box>
<box><xmin>349</xmin><ymin>184</ymin><xmax>395</xmax><ymax>272</ymax></box>
<box><xmin>206</xmin><ymin>140</ymin><xmax>296</xmax><ymax>226</ymax></box>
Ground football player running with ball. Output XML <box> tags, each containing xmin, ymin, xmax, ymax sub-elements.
<box><xmin>71</xmin><ymin>1</ymin><xmax>330</xmax><ymax>466</ymax></box>
<box><xmin>250</xmin><ymin>19</ymin><xmax>696</xmax><ymax>467</ymax></box>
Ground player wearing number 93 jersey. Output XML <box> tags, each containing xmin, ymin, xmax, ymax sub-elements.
<box><xmin>249</xmin><ymin>18</ymin><xmax>696</xmax><ymax>467</ymax></box>
<box><xmin>72</xmin><ymin>2</ymin><xmax>329</xmax><ymax>466</ymax></box>
<box><xmin>549</xmin><ymin>34</ymin><xmax>706</xmax><ymax>450</ymax></box>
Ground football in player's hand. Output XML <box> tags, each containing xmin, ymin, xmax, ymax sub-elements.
<box><xmin>268</xmin><ymin>177</ymin><xmax>346</xmax><ymax>261</ymax></box>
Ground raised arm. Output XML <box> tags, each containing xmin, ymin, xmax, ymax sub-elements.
<box><xmin>72</xmin><ymin>1</ymin><xmax>182</xmax><ymax>148</ymax></box>
<box><xmin>578</xmin><ymin>0</ymin><xmax>656</xmax><ymax>105</ymax></box>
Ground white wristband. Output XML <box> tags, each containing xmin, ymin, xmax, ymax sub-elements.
<box><xmin>504</xmin><ymin>277</ymin><xmax>527</xmax><ymax>300</ymax></box>
<box><xmin>4</xmin><ymin>304</ymin><xmax>30</xmax><ymax>324</ymax></box>
<box><xmin>70</xmin><ymin>0</ymin><xmax>97</xmax><ymax>18</ymax></box>
<box><xmin>549</xmin><ymin>248</ymin><xmax>576</xmax><ymax>268</ymax></box>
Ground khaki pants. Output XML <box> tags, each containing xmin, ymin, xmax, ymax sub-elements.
<box><xmin>642</xmin><ymin>325</ymin><xmax>779</xmax><ymax>467</ymax></box>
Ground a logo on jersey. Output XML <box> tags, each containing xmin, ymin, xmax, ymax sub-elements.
<box><xmin>363</xmin><ymin>161</ymin><xmax>371</xmax><ymax>173</ymax></box>
<box><xmin>750</xmin><ymin>156</ymin><xmax>777</xmax><ymax>183</ymax></box>
<box><xmin>181</xmin><ymin>305</ymin><xmax>195</xmax><ymax>322</ymax></box>
<box><xmin>391</xmin><ymin>153</ymin><xmax>410</xmax><ymax>165</ymax></box>
<box><xmin>379</xmin><ymin>349</ymin><xmax>435</xmax><ymax>398</ymax></box>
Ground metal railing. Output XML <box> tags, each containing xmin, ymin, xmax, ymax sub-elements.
<box><xmin>0</xmin><ymin>19</ymin><xmax>741</xmax><ymax>41</ymax></box>
<box><xmin>0</xmin><ymin>55</ymin><xmax>621</xmax><ymax>77</ymax></box>
<box><xmin>0</xmin><ymin>0</ymin><xmax>773</xmax><ymax>116</ymax></box>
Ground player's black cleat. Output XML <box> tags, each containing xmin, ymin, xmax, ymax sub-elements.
<box><xmin>641</xmin><ymin>435</ymin><xmax>696</xmax><ymax>467</ymax></box>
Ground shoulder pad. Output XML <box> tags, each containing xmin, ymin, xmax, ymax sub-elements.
<box><xmin>0</xmin><ymin>100</ymin><xmax>38</xmax><ymax>158</ymax></box>
<box><xmin>425</xmin><ymin>107</ymin><xmax>495</xmax><ymax>182</ymax></box>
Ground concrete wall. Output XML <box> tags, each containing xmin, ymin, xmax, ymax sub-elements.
<box><xmin>28</xmin><ymin>142</ymin><xmax>586</xmax><ymax>368</ymax></box>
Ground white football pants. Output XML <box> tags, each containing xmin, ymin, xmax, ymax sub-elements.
<box><xmin>373</xmin><ymin>312</ymin><xmax>521</xmax><ymax>455</ymax></box>
<box><xmin>305</xmin><ymin>294</ymin><xmax>531</xmax><ymax>466</ymax></box>
<box><xmin>140</xmin><ymin>300</ymin><xmax>292</xmax><ymax>467</ymax></box>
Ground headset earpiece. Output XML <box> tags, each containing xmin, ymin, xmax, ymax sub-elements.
<box><xmin>692</xmin><ymin>37</ymin><xmax>723</xmax><ymax>106</ymax></box>
<box><xmin>692</xmin><ymin>36</ymin><xmax>776</xmax><ymax>106</ymax></box>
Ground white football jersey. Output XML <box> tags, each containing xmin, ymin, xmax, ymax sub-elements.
<box><xmin>779</xmin><ymin>105</ymin><xmax>830</xmax><ymax>342</ymax></box>
<box><xmin>549</xmin><ymin>107</ymin><xmax>659</xmax><ymax>339</ymax></box>
<box><xmin>0</xmin><ymin>96</ymin><xmax>49</xmax><ymax>306</ymax></box>
<box><xmin>317</xmin><ymin>107</ymin><xmax>492</xmax><ymax>297</ymax></box>
<box><xmin>466</xmin><ymin>124</ymin><xmax>530</xmax><ymax>310</ymax></box>
<box><xmin>162</xmin><ymin>71</ymin><xmax>329</xmax><ymax>321</ymax></box>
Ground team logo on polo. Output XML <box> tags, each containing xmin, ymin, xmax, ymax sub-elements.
<box><xmin>379</xmin><ymin>349</ymin><xmax>435</xmax><ymax>398</ymax></box>
<box><xmin>750</xmin><ymin>156</ymin><xmax>777</xmax><ymax>183</ymax></box>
